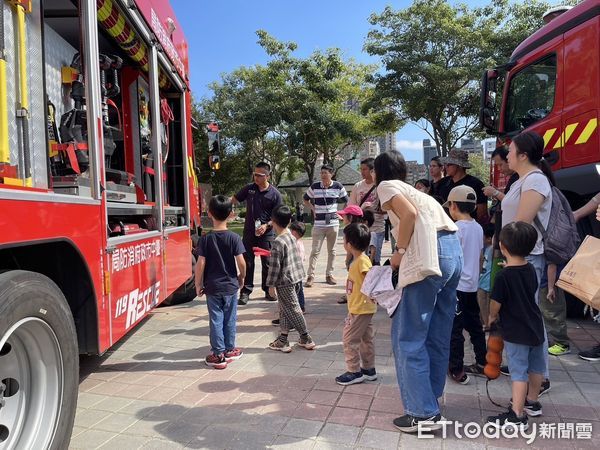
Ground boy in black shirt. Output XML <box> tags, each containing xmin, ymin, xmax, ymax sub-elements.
<box><xmin>486</xmin><ymin>222</ymin><xmax>546</xmax><ymax>431</ymax></box>
<box><xmin>195</xmin><ymin>195</ymin><xmax>246</xmax><ymax>369</ymax></box>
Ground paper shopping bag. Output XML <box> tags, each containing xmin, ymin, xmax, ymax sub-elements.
<box><xmin>556</xmin><ymin>235</ymin><xmax>600</xmax><ymax>309</ymax></box>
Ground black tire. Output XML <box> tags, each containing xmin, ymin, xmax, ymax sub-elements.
<box><xmin>0</xmin><ymin>270</ymin><xmax>79</xmax><ymax>450</ymax></box>
<box><xmin>161</xmin><ymin>254</ymin><xmax>197</xmax><ymax>306</ymax></box>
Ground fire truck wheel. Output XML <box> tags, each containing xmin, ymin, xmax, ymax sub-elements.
<box><xmin>162</xmin><ymin>254</ymin><xmax>197</xmax><ymax>306</ymax></box>
<box><xmin>0</xmin><ymin>270</ymin><xmax>79</xmax><ymax>450</ymax></box>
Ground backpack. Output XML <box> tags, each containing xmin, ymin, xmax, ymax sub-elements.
<box><xmin>532</xmin><ymin>183</ymin><xmax>580</xmax><ymax>265</ymax></box>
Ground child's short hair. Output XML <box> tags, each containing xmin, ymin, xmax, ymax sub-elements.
<box><xmin>209</xmin><ymin>195</ymin><xmax>232</xmax><ymax>221</ymax></box>
<box><xmin>483</xmin><ymin>223</ymin><xmax>495</xmax><ymax>238</ymax></box>
<box><xmin>343</xmin><ymin>223</ymin><xmax>371</xmax><ymax>252</ymax></box>
<box><xmin>452</xmin><ymin>201</ymin><xmax>476</xmax><ymax>214</ymax></box>
<box><xmin>415</xmin><ymin>178</ymin><xmax>430</xmax><ymax>189</ymax></box>
<box><xmin>272</xmin><ymin>205</ymin><xmax>293</xmax><ymax>228</ymax></box>
<box><xmin>289</xmin><ymin>221</ymin><xmax>306</xmax><ymax>237</ymax></box>
<box><xmin>362</xmin><ymin>210</ymin><xmax>375</xmax><ymax>228</ymax></box>
<box><xmin>499</xmin><ymin>221</ymin><xmax>537</xmax><ymax>257</ymax></box>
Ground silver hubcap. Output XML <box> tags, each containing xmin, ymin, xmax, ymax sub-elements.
<box><xmin>0</xmin><ymin>318</ymin><xmax>64</xmax><ymax>449</ymax></box>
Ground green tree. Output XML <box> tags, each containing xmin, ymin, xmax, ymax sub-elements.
<box><xmin>201</xmin><ymin>31</ymin><xmax>401</xmax><ymax>185</ymax></box>
<box><xmin>364</xmin><ymin>0</ymin><xmax>580</xmax><ymax>157</ymax></box>
<box><xmin>192</xmin><ymin>104</ymin><xmax>249</xmax><ymax>196</ymax></box>
<box><xmin>468</xmin><ymin>153</ymin><xmax>490</xmax><ymax>186</ymax></box>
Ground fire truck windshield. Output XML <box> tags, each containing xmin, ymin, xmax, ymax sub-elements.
<box><xmin>505</xmin><ymin>54</ymin><xmax>557</xmax><ymax>132</ymax></box>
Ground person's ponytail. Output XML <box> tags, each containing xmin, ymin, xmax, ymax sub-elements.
<box><xmin>513</xmin><ymin>131</ymin><xmax>555</xmax><ymax>186</ymax></box>
<box><xmin>538</xmin><ymin>158</ymin><xmax>556</xmax><ymax>186</ymax></box>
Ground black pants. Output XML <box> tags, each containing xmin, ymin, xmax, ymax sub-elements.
<box><xmin>241</xmin><ymin>234</ymin><xmax>273</xmax><ymax>295</ymax></box>
<box><xmin>449</xmin><ymin>290</ymin><xmax>487</xmax><ymax>373</ymax></box>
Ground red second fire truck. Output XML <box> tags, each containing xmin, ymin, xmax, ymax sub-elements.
<box><xmin>480</xmin><ymin>0</ymin><xmax>600</xmax><ymax>237</ymax></box>
<box><xmin>0</xmin><ymin>0</ymin><xmax>201</xmax><ymax>448</ymax></box>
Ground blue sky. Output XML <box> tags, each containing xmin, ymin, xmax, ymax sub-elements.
<box><xmin>171</xmin><ymin>0</ymin><xmax>486</xmax><ymax>163</ymax></box>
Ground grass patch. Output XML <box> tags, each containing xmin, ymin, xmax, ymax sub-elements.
<box><xmin>205</xmin><ymin>222</ymin><xmax>314</xmax><ymax>237</ymax></box>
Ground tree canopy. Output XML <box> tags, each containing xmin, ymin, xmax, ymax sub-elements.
<box><xmin>364</xmin><ymin>0</ymin><xmax>581</xmax><ymax>157</ymax></box>
<box><xmin>198</xmin><ymin>31</ymin><xmax>401</xmax><ymax>191</ymax></box>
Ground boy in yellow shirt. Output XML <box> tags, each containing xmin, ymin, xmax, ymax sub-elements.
<box><xmin>336</xmin><ymin>223</ymin><xmax>378</xmax><ymax>385</ymax></box>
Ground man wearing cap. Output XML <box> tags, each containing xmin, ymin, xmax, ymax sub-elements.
<box><xmin>232</xmin><ymin>162</ymin><xmax>283</xmax><ymax>305</ymax></box>
<box><xmin>304</xmin><ymin>164</ymin><xmax>349</xmax><ymax>287</ymax></box>
<box><xmin>349</xmin><ymin>157</ymin><xmax>386</xmax><ymax>265</ymax></box>
<box><xmin>438</xmin><ymin>149</ymin><xmax>488</xmax><ymax>223</ymax></box>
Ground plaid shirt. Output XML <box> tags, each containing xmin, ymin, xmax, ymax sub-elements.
<box><xmin>266</xmin><ymin>231</ymin><xmax>305</xmax><ymax>287</ymax></box>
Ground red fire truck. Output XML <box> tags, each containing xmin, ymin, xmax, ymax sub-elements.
<box><xmin>0</xmin><ymin>0</ymin><xmax>201</xmax><ymax>447</ymax></box>
<box><xmin>480</xmin><ymin>0</ymin><xmax>600</xmax><ymax>235</ymax></box>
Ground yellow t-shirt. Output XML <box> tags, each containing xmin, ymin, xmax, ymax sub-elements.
<box><xmin>346</xmin><ymin>254</ymin><xmax>377</xmax><ymax>315</ymax></box>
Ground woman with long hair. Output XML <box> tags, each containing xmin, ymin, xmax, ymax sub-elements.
<box><xmin>501</xmin><ymin>130</ymin><xmax>554</xmax><ymax>393</ymax></box>
<box><xmin>374</xmin><ymin>151</ymin><xmax>462</xmax><ymax>433</ymax></box>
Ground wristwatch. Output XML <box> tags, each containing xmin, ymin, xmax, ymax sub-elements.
<box><xmin>395</xmin><ymin>246</ymin><xmax>406</xmax><ymax>255</ymax></box>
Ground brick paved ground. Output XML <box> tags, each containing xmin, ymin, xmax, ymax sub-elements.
<box><xmin>72</xmin><ymin>238</ymin><xmax>600</xmax><ymax>449</ymax></box>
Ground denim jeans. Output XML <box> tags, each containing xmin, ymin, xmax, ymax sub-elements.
<box><xmin>526</xmin><ymin>253</ymin><xmax>549</xmax><ymax>378</ymax></box>
<box><xmin>391</xmin><ymin>231</ymin><xmax>463</xmax><ymax>418</ymax></box>
<box><xmin>370</xmin><ymin>231</ymin><xmax>385</xmax><ymax>265</ymax></box>
<box><xmin>206</xmin><ymin>293</ymin><xmax>238</xmax><ymax>354</ymax></box>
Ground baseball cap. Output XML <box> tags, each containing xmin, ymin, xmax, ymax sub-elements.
<box><xmin>442</xmin><ymin>185</ymin><xmax>477</xmax><ymax>208</ymax></box>
<box><xmin>336</xmin><ymin>205</ymin><xmax>364</xmax><ymax>218</ymax></box>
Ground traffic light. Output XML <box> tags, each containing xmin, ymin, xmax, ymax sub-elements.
<box><xmin>207</xmin><ymin>122</ymin><xmax>220</xmax><ymax>170</ymax></box>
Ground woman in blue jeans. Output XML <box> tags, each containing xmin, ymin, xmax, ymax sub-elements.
<box><xmin>374</xmin><ymin>151</ymin><xmax>463</xmax><ymax>433</ymax></box>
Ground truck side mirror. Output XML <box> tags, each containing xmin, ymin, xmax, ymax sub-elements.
<box><xmin>480</xmin><ymin>69</ymin><xmax>499</xmax><ymax>134</ymax></box>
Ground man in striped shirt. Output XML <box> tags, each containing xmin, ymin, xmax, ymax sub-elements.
<box><xmin>303</xmin><ymin>164</ymin><xmax>348</xmax><ymax>287</ymax></box>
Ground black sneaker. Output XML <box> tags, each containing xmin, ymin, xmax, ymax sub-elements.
<box><xmin>579</xmin><ymin>344</ymin><xmax>600</xmax><ymax>361</ymax></box>
<box><xmin>486</xmin><ymin>408</ymin><xmax>528</xmax><ymax>431</ymax></box>
<box><xmin>238</xmin><ymin>292</ymin><xmax>250</xmax><ymax>305</ymax></box>
<box><xmin>393</xmin><ymin>413</ymin><xmax>443</xmax><ymax>433</ymax></box>
<box><xmin>464</xmin><ymin>363</ymin><xmax>486</xmax><ymax>377</ymax></box>
<box><xmin>539</xmin><ymin>379</ymin><xmax>551</xmax><ymax>397</ymax></box>
<box><xmin>449</xmin><ymin>370</ymin><xmax>470</xmax><ymax>385</ymax></box>
<box><xmin>335</xmin><ymin>371</ymin><xmax>364</xmax><ymax>386</ymax></box>
<box><xmin>524</xmin><ymin>399</ymin><xmax>542</xmax><ymax>417</ymax></box>
<box><xmin>500</xmin><ymin>365</ymin><xmax>510</xmax><ymax>376</ymax></box>
<box><xmin>265</xmin><ymin>293</ymin><xmax>277</xmax><ymax>301</ymax></box>
<box><xmin>361</xmin><ymin>367</ymin><xmax>377</xmax><ymax>381</ymax></box>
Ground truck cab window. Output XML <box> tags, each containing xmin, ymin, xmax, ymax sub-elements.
<box><xmin>505</xmin><ymin>55</ymin><xmax>557</xmax><ymax>132</ymax></box>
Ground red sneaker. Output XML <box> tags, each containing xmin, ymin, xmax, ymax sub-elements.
<box><xmin>225</xmin><ymin>348</ymin><xmax>243</xmax><ymax>362</ymax></box>
<box><xmin>205</xmin><ymin>353</ymin><xmax>227</xmax><ymax>369</ymax></box>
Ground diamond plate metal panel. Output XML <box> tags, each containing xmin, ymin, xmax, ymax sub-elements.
<box><xmin>3</xmin><ymin>1</ymin><xmax>48</xmax><ymax>188</ymax></box>
<box><xmin>29</xmin><ymin>0</ymin><xmax>47</xmax><ymax>188</ymax></box>
<box><xmin>4</xmin><ymin>2</ymin><xmax>18</xmax><ymax>172</ymax></box>
<box><xmin>44</xmin><ymin>25</ymin><xmax>76</xmax><ymax>129</ymax></box>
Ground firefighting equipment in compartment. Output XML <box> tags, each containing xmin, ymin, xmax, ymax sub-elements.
<box><xmin>57</xmin><ymin>53</ymin><xmax>123</xmax><ymax>175</ymax></box>
<box><xmin>96</xmin><ymin>0</ymin><xmax>170</xmax><ymax>90</ymax></box>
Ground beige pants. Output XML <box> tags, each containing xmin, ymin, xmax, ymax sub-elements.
<box><xmin>343</xmin><ymin>313</ymin><xmax>375</xmax><ymax>373</ymax></box>
<box><xmin>307</xmin><ymin>225</ymin><xmax>338</xmax><ymax>278</ymax></box>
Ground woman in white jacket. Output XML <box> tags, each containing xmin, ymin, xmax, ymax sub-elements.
<box><xmin>374</xmin><ymin>151</ymin><xmax>462</xmax><ymax>433</ymax></box>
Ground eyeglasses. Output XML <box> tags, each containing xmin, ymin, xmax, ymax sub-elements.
<box><xmin>253</xmin><ymin>172</ymin><xmax>267</xmax><ymax>178</ymax></box>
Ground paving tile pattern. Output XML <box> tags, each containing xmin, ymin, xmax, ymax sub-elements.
<box><xmin>72</xmin><ymin>239</ymin><xmax>600</xmax><ymax>448</ymax></box>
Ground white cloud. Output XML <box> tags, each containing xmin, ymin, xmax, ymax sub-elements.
<box><xmin>396</xmin><ymin>139</ymin><xmax>423</xmax><ymax>151</ymax></box>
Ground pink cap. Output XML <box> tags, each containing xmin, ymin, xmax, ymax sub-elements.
<box><xmin>337</xmin><ymin>205</ymin><xmax>363</xmax><ymax>217</ymax></box>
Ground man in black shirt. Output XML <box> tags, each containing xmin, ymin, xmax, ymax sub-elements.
<box><xmin>233</xmin><ymin>162</ymin><xmax>283</xmax><ymax>304</ymax></box>
<box><xmin>439</xmin><ymin>149</ymin><xmax>488</xmax><ymax>223</ymax></box>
